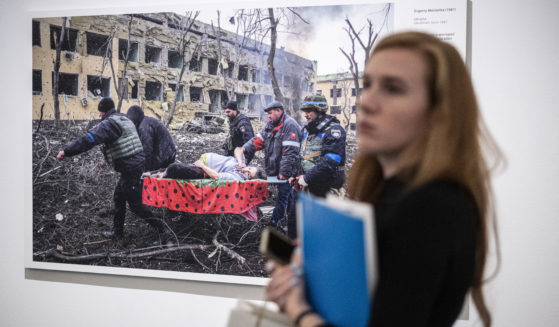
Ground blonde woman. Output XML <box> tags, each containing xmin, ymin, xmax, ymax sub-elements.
<box><xmin>267</xmin><ymin>32</ymin><xmax>500</xmax><ymax>327</ymax></box>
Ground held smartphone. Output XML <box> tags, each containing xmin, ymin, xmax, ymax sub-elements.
<box><xmin>259</xmin><ymin>227</ymin><xmax>295</xmax><ymax>265</ymax></box>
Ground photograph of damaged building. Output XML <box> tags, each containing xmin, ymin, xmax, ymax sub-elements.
<box><xmin>31</xmin><ymin>10</ymin><xmax>318</xmax><ymax>280</ymax></box>
<box><xmin>31</xmin><ymin>12</ymin><xmax>316</xmax><ymax>123</ymax></box>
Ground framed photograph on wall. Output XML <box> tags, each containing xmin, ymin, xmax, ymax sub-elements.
<box><xmin>26</xmin><ymin>0</ymin><xmax>468</xmax><ymax>288</ymax></box>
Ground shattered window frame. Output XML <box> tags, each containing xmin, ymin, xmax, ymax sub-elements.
<box><xmin>168</xmin><ymin>83</ymin><xmax>184</xmax><ymax>102</ymax></box>
<box><xmin>51</xmin><ymin>72</ymin><xmax>79</xmax><ymax>96</ymax></box>
<box><xmin>49</xmin><ymin>25</ymin><xmax>78</xmax><ymax>52</ymax></box>
<box><xmin>207</xmin><ymin>58</ymin><xmax>218</xmax><ymax>75</ymax></box>
<box><xmin>87</xmin><ymin>75</ymin><xmax>111</xmax><ymax>98</ymax></box>
<box><xmin>209</xmin><ymin>89</ymin><xmax>228</xmax><ymax>112</ymax></box>
<box><xmin>189</xmin><ymin>54</ymin><xmax>201</xmax><ymax>72</ymax></box>
<box><xmin>351</xmin><ymin>88</ymin><xmax>362</xmax><ymax>96</ymax></box>
<box><xmin>351</xmin><ymin>105</ymin><xmax>356</xmax><ymax>113</ymax></box>
<box><xmin>32</xmin><ymin>20</ymin><xmax>41</xmax><ymax>47</ymax></box>
<box><xmin>330</xmin><ymin>88</ymin><xmax>342</xmax><ymax>98</ymax></box>
<box><xmin>118</xmin><ymin>39</ymin><xmax>139</xmax><ymax>62</ymax></box>
<box><xmin>145</xmin><ymin>45</ymin><xmax>162</xmax><ymax>65</ymax></box>
<box><xmin>32</xmin><ymin>70</ymin><xmax>42</xmax><ymax>95</ymax></box>
<box><xmin>145</xmin><ymin>80</ymin><xmax>163</xmax><ymax>101</ymax></box>
<box><xmin>168</xmin><ymin>50</ymin><xmax>183</xmax><ymax>69</ymax></box>
<box><xmin>330</xmin><ymin>105</ymin><xmax>342</xmax><ymax>115</ymax></box>
<box><xmin>189</xmin><ymin>86</ymin><xmax>203</xmax><ymax>102</ymax></box>
<box><xmin>86</xmin><ymin>32</ymin><xmax>110</xmax><ymax>57</ymax></box>
<box><xmin>236</xmin><ymin>93</ymin><xmax>248</xmax><ymax>110</ymax></box>
<box><xmin>252</xmin><ymin>69</ymin><xmax>261</xmax><ymax>83</ymax></box>
<box><xmin>238</xmin><ymin>65</ymin><xmax>249</xmax><ymax>81</ymax></box>
<box><xmin>119</xmin><ymin>77</ymin><xmax>138</xmax><ymax>99</ymax></box>
<box><xmin>350</xmin><ymin>123</ymin><xmax>356</xmax><ymax>131</ymax></box>
<box><xmin>223</xmin><ymin>61</ymin><xmax>235</xmax><ymax>78</ymax></box>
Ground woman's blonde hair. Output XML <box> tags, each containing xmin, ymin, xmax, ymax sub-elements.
<box><xmin>347</xmin><ymin>31</ymin><xmax>502</xmax><ymax>326</ymax></box>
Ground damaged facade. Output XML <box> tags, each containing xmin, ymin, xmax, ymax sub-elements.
<box><xmin>32</xmin><ymin>13</ymin><xmax>317</xmax><ymax>126</ymax></box>
<box><xmin>316</xmin><ymin>72</ymin><xmax>362</xmax><ymax>133</ymax></box>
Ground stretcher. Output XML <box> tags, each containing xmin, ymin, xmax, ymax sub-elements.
<box><xmin>142</xmin><ymin>177</ymin><xmax>269</xmax><ymax>221</ymax></box>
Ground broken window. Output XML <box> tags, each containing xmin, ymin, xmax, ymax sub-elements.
<box><xmin>49</xmin><ymin>25</ymin><xmax>78</xmax><ymax>51</ymax></box>
<box><xmin>119</xmin><ymin>78</ymin><xmax>138</xmax><ymax>99</ymax></box>
<box><xmin>189</xmin><ymin>86</ymin><xmax>203</xmax><ymax>102</ymax></box>
<box><xmin>32</xmin><ymin>70</ymin><xmax>42</xmax><ymax>95</ymax></box>
<box><xmin>236</xmin><ymin>93</ymin><xmax>248</xmax><ymax>109</ymax></box>
<box><xmin>145</xmin><ymin>81</ymin><xmax>162</xmax><ymax>101</ymax></box>
<box><xmin>87</xmin><ymin>75</ymin><xmax>111</xmax><ymax>97</ymax></box>
<box><xmin>352</xmin><ymin>105</ymin><xmax>356</xmax><ymax>113</ymax></box>
<box><xmin>32</xmin><ymin>21</ymin><xmax>41</xmax><ymax>46</ymax></box>
<box><xmin>189</xmin><ymin>54</ymin><xmax>201</xmax><ymax>72</ymax></box>
<box><xmin>52</xmin><ymin>72</ymin><xmax>78</xmax><ymax>96</ymax></box>
<box><xmin>351</xmin><ymin>88</ymin><xmax>362</xmax><ymax>96</ymax></box>
<box><xmin>224</xmin><ymin>61</ymin><xmax>235</xmax><ymax>78</ymax></box>
<box><xmin>248</xmin><ymin>94</ymin><xmax>262</xmax><ymax>112</ymax></box>
<box><xmin>330</xmin><ymin>105</ymin><xmax>342</xmax><ymax>115</ymax></box>
<box><xmin>263</xmin><ymin>71</ymin><xmax>271</xmax><ymax>84</ymax></box>
<box><xmin>145</xmin><ymin>45</ymin><xmax>162</xmax><ymax>65</ymax></box>
<box><xmin>350</xmin><ymin>123</ymin><xmax>356</xmax><ymax>131</ymax></box>
<box><xmin>208</xmin><ymin>58</ymin><xmax>218</xmax><ymax>75</ymax></box>
<box><xmin>86</xmin><ymin>32</ymin><xmax>110</xmax><ymax>57</ymax></box>
<box><xmin>238</xmin><ymin>65</ymin><xmax>249</xmax><ymax>81</ymax></box>
<box><xmin>118</xmin><ymin>39</ymin><xmax>139</xmax><ymax>62</ymax></box>
<box><xmin>330</xmin><ymin>88</ymin><xmax>342</xmax><ymax>98</ymax></box>
<box><xmin>316</xmin><ymin>89</ymin><xmax>323</xmax><ymax>95</ymax></box>
<box><xmin>252</xmin><ymin>69</ymin><xmax>261</xmax><ymax>83</ymax></box>
<box><xmin>168</xmin><ymin>50</ymin><xmax>183</xmax><ymax>69</ymax></box>
<box><xmin>209</xmin><ymin>89</ymin><xmax>228</xmax><ymax>112</ymax></box>
<box><xmin>168</xmin><ymin>83</ymin><xmax>184</xmax><ymax>102</ymax></box>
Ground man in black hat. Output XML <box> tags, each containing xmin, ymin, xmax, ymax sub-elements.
<box><xmin>56</xmin><ymin>97</ymin><xmax>174</xmax><ymax>245</ymax></box>
<box><xmin>223</xmin><ymin>100</ymin><xmax>254</xmax><ymax>162</ymax></box>
<box><xmin>126</xmin><ymin>105</ymin><xmax>177</xmax><ymax>172</ymax></box>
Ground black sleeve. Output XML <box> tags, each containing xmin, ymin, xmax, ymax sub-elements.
<box><xmin>64</xmin><ymin>119</ymin><xmax>122</xmax><ymax>157</ymax></box>
<box><xmin>278</xmin><ymin>121</ymin><xmax>302</xmax><ymax>178</ymax></box>
<box><xmin>370</xmin><ymin>183</ymin><xmax>477</xmax><ymax>326</ymax></box>
<box><xmin>139</xmin><ymin>122</ymin><xmax>155</xmax><ymax>171</ymax></box>
<box><xmin>240</xmin><ymin>117</ymin><xmax>255</xmax><ymax>145</ymax></box>
<box><xmin>304</xmin><ymin>125</ymin><xmax>346</xmax><ymax>185</ymax></box>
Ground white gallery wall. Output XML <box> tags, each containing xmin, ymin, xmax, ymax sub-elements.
<box><xmin>1</xmin><ymin>0</ymin><xmax>558</xmax><ymax>326</ymax></box>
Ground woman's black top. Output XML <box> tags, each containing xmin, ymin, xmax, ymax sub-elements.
<box><xmin>369</xmin><ymin>177</ymin><xmax>478</xmax><ymax>327</ymax></box>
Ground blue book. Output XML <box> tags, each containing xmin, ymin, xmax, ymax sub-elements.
<box><xmin>297</xmin><ymin>193</ymin><xmax>377</xmax><ymax>327</ymax></box>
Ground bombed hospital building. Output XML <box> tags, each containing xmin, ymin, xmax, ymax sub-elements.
<box><xmin>32</xmin><ymin>13</ymin><xmax>317</xmax><ymax>125</ymax></box>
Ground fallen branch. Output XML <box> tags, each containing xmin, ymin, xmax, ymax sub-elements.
<box><xmin>213</xmin><ymin>232</ymin><xmax>246</xmax><ymax>265</ymax></box>
<box><xmin>37</xmin><ymin>244</ymin><xmax>207</xmax><ymax>263</ymax></box>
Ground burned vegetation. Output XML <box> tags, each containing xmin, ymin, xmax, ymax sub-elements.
<box><xmin>32</xmin><ymin>119</ymin><xmax>277</xmax><ymax>277</ymax></box>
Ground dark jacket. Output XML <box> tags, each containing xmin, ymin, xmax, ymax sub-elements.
<box><xmin>224</xmin><ymin>113</ymin><xmax>254</xmax><ymax>160</ymax></box>
<box><xmin>127</xmin><ymin>109</ymin><xmax>176</xmax><ymax>171</ymax></box>
<box><xmin>243</xmin><ymin>112</ymin><xmax>301</xmax><ymax>178</ymax></box>
<box><xmin>63</xmin><ymin>109</ymin><xmax>145</xmax><ymax>173</ymax></box>
<box><xmin>301</xmin><ymin>114</ymin><xmax>346</xmax><ymax>197</ymax></box>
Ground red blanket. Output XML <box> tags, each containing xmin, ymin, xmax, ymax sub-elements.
<box><xmin>142</xmin><ymin>177</ymin><xmax>268</xmax><ymax>216</ymax></box>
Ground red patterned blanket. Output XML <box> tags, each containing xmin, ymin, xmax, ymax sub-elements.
<box><xmin>142</xmin><ymin>177</ymin><xmax>268</xmax><ymax>218</ymax></box>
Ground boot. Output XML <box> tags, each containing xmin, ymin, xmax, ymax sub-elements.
<box><xmin>146</xmin><ymin>217</ymin><xmax>175</xmax><ymax>247</ymax></box>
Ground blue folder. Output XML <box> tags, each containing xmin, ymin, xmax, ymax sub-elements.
<box><xmin>297</xmin><ymin>193</ymin><xmax>377</xmax><ymax>327</ymax></box>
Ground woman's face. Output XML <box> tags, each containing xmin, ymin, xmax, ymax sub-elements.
<box><xmin>357</xmin><ymin>47</ymin><xmax>431</xmax><ymax>161</ymax></box>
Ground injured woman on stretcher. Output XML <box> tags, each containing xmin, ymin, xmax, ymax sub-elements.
<box><xmin>143</xmin><ymin>152</ymin><xmax>267</xmax><ymax>181</ymax></box>
<box><xmin>142</xmin><ymin>153</ymin><xmax>269</xmax><ymax>221</ymax></box>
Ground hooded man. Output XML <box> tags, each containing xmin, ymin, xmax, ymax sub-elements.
<box><xmin>126</xmin><ymin>105</ymin><xmax>177</xmax><ymax>172</ymax></box>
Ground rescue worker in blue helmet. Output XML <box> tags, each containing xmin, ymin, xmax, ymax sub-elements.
<box><xmin>286</xmin><ymin>93</ymin><xmax>346</xmax><ymax>238</ymax></box>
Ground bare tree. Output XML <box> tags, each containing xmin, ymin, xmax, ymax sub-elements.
<box><xmin>100</xmin><ymin>16</ymin><xmax>134</xmax><ymax>112</ymax></box>
<box><xmin>52</xmin><ymin>17</ymin><xmax>67</xmax><ymax>123</ymax></box>
<box><xmin>164</xmin><ymin>11</ymin><xmax>200</xmax><ymax>127</ymax></box>
<box><xmin>337</xmin><ymin>77</ymin><xmax>353</xmax><ymax>131</ymax></box>
<box><xmin>339</xmin><ymin>3</ymin><xmax>392</xmax><ymax>99</ymax></box>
